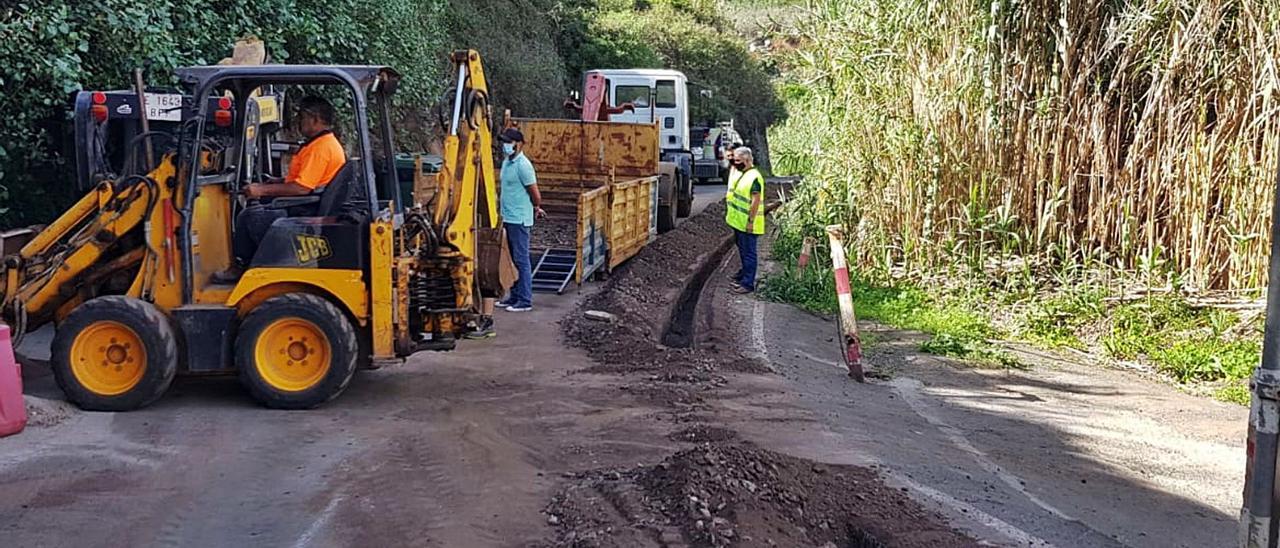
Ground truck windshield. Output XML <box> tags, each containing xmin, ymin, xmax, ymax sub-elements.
<box><xmin>655</xmin><ymin>80</ymin><xmax>677</xmax><ymax>108</ymax></box>
<box><xmin>615</xmin><ymin>85</ymin><xmax>651</xmax><ymax>108</ymax></box>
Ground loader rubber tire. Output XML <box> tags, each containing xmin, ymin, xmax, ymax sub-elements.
<box><xmin>236</xmin><ymin>294</ymin><xmax>358</xmax><ymax>409</ymax></box>
<box><xmin>52</xmin><ymin>296</ymin><xmax>178</xmax><ymax>411</ymax></box>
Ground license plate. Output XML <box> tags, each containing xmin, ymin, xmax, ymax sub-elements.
<box><xmin>144</xmin><ymin>93</ymin><xmax>183</xmax><ymax>122</ymax></box>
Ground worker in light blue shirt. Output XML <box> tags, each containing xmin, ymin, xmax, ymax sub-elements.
<box><xmin>496</xmin><ymin>128</ymin><xmax>545</xmax><ymax>312</ymax></box>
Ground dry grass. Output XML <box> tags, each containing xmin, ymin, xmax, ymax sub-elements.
<box><xmin>769</xmin><ymin>0</ymin><xmax>1280</xmax><ymax>291</ymax></box>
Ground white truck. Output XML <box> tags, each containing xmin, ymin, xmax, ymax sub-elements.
<box><xmin>591</xmin><ymin>69</ymin><xmax>696</xmax><ymax>220</ymax></box>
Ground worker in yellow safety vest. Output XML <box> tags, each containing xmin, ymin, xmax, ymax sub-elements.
<box><xmin>723</xmin><ymin>141</ymin><xmax>743</xmax><ymax>201</ymax></box>
<box><xmin>725</xmin><ymin>147</ymin><xmax>765</xmax><ymax>294</ymax></box>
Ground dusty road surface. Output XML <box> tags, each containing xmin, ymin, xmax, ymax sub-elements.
<box><xmin>0</xmin><ymin>184</ymin><xmax>1245</xmax><ymax>547</ymax></box>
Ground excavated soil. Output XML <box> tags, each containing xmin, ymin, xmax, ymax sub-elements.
<box><xmin>540</xmin><ymin>442</ymin><xmax>978</xmax><ymax>548</ymax></box>
<box><xmin>562</xmin><ymin>201</ymin><xmax>765</xmax><ymax>377</ymax></box>
<box><xmin>533</xmin><ymin>219</ymin><xmax>579</xmax><ymax>250</ymax></box>
<box><xmin>549</xmin><ymin>187</ymin><xmax>977</xmax><ymax>547</ymax></box>
<box><xmin>669</xmin><ymin>425</ymin><xmax>738</xmax><ymax>443</ymax></box>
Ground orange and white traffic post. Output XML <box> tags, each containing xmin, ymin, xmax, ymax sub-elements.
<box><xmin>797</xmin><ymin>236</ymin><xmax>815</xmax><ymax>275</ymax></box>
<box><xmin>826</xmin><ymin>225</ymin><xmax>864</xmax><ymax>381</ymax></box>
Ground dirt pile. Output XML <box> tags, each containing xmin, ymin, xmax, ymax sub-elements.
<box><xmin>541</xmin><ymin>442</ymin><xmax>978</xmax><ymax>548</ymax></box>
<box><xmin>562</xmin><ymin>201</ymin><xmax>764</xmax><ymax>376</ymax></box>
<box><xmin>533</xmin><ymin>219</ymin><xmax>579</xmax><ymax>250</ymax></box>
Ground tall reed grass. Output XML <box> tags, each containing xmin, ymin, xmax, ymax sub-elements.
<box><xmin>769</xmin><ymin>0</ymin><xmax>1280</xmax><ymax>291</ymax></box>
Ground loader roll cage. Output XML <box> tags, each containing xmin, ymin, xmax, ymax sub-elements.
<box><xmin>173</xmin><ymin>65</ymin><xmax>404</xmax><ymax>304</ymax></box>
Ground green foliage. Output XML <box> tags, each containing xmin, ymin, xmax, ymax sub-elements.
<box><xmin>1021</xmin><ymin>289</ymin><xmax>1107</xmax><ymax>349</ymax></box>
<box><xmin>1216</xmin><ymin>382</ymin><xmax>1251</xmax><ymax>406</ymax></box>
<box><xmin>0</xmin><ymin>0</ymin><xmax>449</xmax><ymax>228</ymax></box>
<box><xmin>444</xmin><ymin>0</ymin><xmax>573</xmax><ymax>118</ymax></box>
<box><xmin>1097</xmin><ymin>296</ymin><xmax>1260</xmax><ymax>384</ymax></box>
<box><xmin>762</xmin><ymin>240</ymin><xmax>1017</xmax><ymax>367</ymax></box>
<box><xmin>767</xmin><ymin>0</ymin><xmax>1280</xmax><ymax>291</ymax></box>
<box><xmin>563</xmin><ymin>2</ymin><xmax>785</xmax><ymax>150</ymax></box>
<box><xmin>0</xmin><ymin>0</ymin><xmax>781</xmax><ymax>228</ymax></box>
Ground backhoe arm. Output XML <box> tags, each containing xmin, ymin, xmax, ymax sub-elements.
<box><xmin>429</xmin><ymin>50</ymin><xmax>499</xmax><ymax>306</ymax></box>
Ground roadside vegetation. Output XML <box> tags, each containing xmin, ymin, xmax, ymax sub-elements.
<box><xmin>759</xmin><ymin>0</ymin><xmax>1276</xmax><ymax>403</ymax></box>
<box><xmin>0</xmin><ymin>0</ymin><xmax>779</xmax><ymax>227</ymax></box>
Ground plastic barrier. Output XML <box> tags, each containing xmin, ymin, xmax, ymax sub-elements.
<box><xmin>0</xmin><ymin>324</ymin><xmax>27</xmax><ymax>437</ymax></box>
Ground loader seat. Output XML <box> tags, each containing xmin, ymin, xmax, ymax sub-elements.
<box><xmin>314</xmin><ymin>160</ymin><xmax>366</xmax><ymax>223</ymax></box>
<box><xmin>246</xmin><ymin>162</ymin><xmax>369</xmax><ymax>270</ymax></box>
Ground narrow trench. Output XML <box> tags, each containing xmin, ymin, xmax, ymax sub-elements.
<box><xmin>845</xmin><ymin>526</ymin><xmax>888</xmax><ymax>548</ymax></box>
<box><xmin>661</xmin><ymin>237</ymin><xmax>736</xmax><ymax>348</ymax></box>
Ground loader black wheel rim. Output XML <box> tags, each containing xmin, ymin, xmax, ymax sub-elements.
<box><xmin>254</xmin><ymin>318</ymin><xmax>332</xmax><ymax>392</ymax></box>
<box><xmin>70</xmin><ymin>321</ymin><xmax>146</xmax><ymax>396</ymax></box>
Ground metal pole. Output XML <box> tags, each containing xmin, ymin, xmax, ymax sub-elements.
<box><xmin>449</xmin><ymin>62</ymin><xmax>466</xmax><ymax>137</ymax></box>
<box><xmin>132</xmin><ymin>68</ymin><xmax>154</xmax><ymax>171</ymax></box>
<box><xmin>1242</xmin><ymin>151</ymin><xmax>1280</xmax><ymax>548</ymax></box>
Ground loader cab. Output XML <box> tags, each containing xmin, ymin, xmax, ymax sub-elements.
<box><xmin>174</xmin><ymin>66</ymin><xmax>404</xmax><ymax>292</ymax></box>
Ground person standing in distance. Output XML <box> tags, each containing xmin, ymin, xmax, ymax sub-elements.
<box><xmin>496</xmin><ymin>128</ymin><xmax>545</xmax><ymax>312</ymax></box>
<box><xmin>725</xmin><ymin>147</ymin><xmax>765</xmax><ymax>294</ymax></box>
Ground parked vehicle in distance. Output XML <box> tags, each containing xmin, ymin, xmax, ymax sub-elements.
<box><xmin>692</xmin><ymin>121</ymin><xmax>742</xmax><ymax>184</ymax></box>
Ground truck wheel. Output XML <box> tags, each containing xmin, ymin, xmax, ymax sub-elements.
<box><xmin>51</xmin><ymin>296</ymin><xmax>178</xmax><ymax>411</ymax></box>
<box><xmin>676</xmin><ymin>172</ymin><xmax>693</xmax><ymax>218</ymax></box>
<box><xmin>236</xmin><ymin>294</ymin><xmax>358</xmax><ymax>409</ymax></box>
<box><xmin>658</xmin><ymin>204</ymin><xmax>676</xmax><ymax>233</ymax></box>
<box><xmin>658</xmin><ymin>172</ymin><xmax>677</xmax><ymax>233</ymax></box>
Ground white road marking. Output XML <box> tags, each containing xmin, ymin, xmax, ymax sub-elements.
<box><xmin>753</xmin><ymin>306</ymin><xmax>1047</xmax><ymax>546</ymax></box>
<box><xmin>751</xmin><ymin>300</ymin><xmax>768</xmax><ymax>362</ymax></box>
<box><xmin>294</xmin><ymin>494</ymin><xmax>346</xmax><ymax>548</ymax></box>
<box><xmin>796</xmin><ymin>349</ymin><xmax>844</xmax><ymax>370</ymax></box>
<box><xmin>890</xmin><ymin>377</ymin><xmax>1078</xmax><ymax>522</ymax></box>
<box><xmin>881</xmin><ymin>470</ymin><xmax>1055</xmax><ymax>547</ymax></box>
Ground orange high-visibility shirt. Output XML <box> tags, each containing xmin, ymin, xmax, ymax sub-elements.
<box><xmin>287</xmin><ymin>131</ymin><xmax>346</xmax><ymax>190</ymax></box>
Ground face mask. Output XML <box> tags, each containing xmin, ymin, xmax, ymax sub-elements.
<box><xmin>502</xmin><ymin>143</ymin><xmax>516</xmax><ymax>156</ymax></box>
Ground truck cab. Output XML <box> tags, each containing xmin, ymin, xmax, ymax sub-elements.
<box><xmin>590</xmin><ymin>69</ymin><xmax>695</xmax><ymax>219</ymax></box>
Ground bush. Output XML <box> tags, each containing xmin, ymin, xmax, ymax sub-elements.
<box><xmin>0</xmin><ymin>0</ymin><xmax>449</xmax><ymax>229</ymax></box>
<box><xmin>0</xmin><ymin>0</ymin><xmax>781</xmax><ymax>228</ymax></box>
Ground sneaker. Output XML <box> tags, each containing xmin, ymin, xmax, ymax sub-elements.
<box><xmin>730</xmin><ymin>285</ymin><xmax>753</xmax><ymax>294</ymax></box>
<box><xmin>464</xmin><ymin>319</ymin><xmax>496</xmax><ymax>340</ymax></box>
<box><xmin>505</xmin><ymin>304</ymin><xmax>532</xmax><ymax>312</ymax></box>
<box><xmin>495</xmin><ymin>298</ymin><xmax>514</xmax><ymax>308</ymax></box>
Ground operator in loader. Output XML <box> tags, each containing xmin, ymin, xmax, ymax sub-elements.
<box><xmin>213</xmin><ymin>96</ymin><xmax>347</xmax><ymax>283</ymax></box>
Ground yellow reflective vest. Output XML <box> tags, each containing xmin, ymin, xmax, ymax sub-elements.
<box><xmin>725</xmin><ymin>167</ymin><xmax>764</xmax><ymax>234</ymax></box>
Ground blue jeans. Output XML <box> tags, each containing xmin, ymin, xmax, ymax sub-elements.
<box><xmin>504</xmin><ymin>223</ymin><xmax>533</xmax><ymax>307</ymax></box>
<box><xmin>735</xmin><ymin>229</ymin><xmax>758</xmax><ymax>291</ymax></box>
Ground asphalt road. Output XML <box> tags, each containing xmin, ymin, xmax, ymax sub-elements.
<box><xmin>706</xmin><ymin>235</ymin><xmax>1245</xmax><ymax>548</ymax></box>
<box><xmin>0</xmin><ymin>188</ymin><xmax>1245</xmax><ymax>547</ymax></box>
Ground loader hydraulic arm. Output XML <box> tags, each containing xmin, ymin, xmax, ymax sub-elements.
<box><xmin>1</xmin><ymin>157</ymin><xmax>178</xmax><ymax>341</ymax></box>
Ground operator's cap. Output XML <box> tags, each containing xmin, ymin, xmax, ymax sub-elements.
<box><xmin>498</xmin><ymin>128</ymin><xmax>525</xmax><ymax>143</ymax></box>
